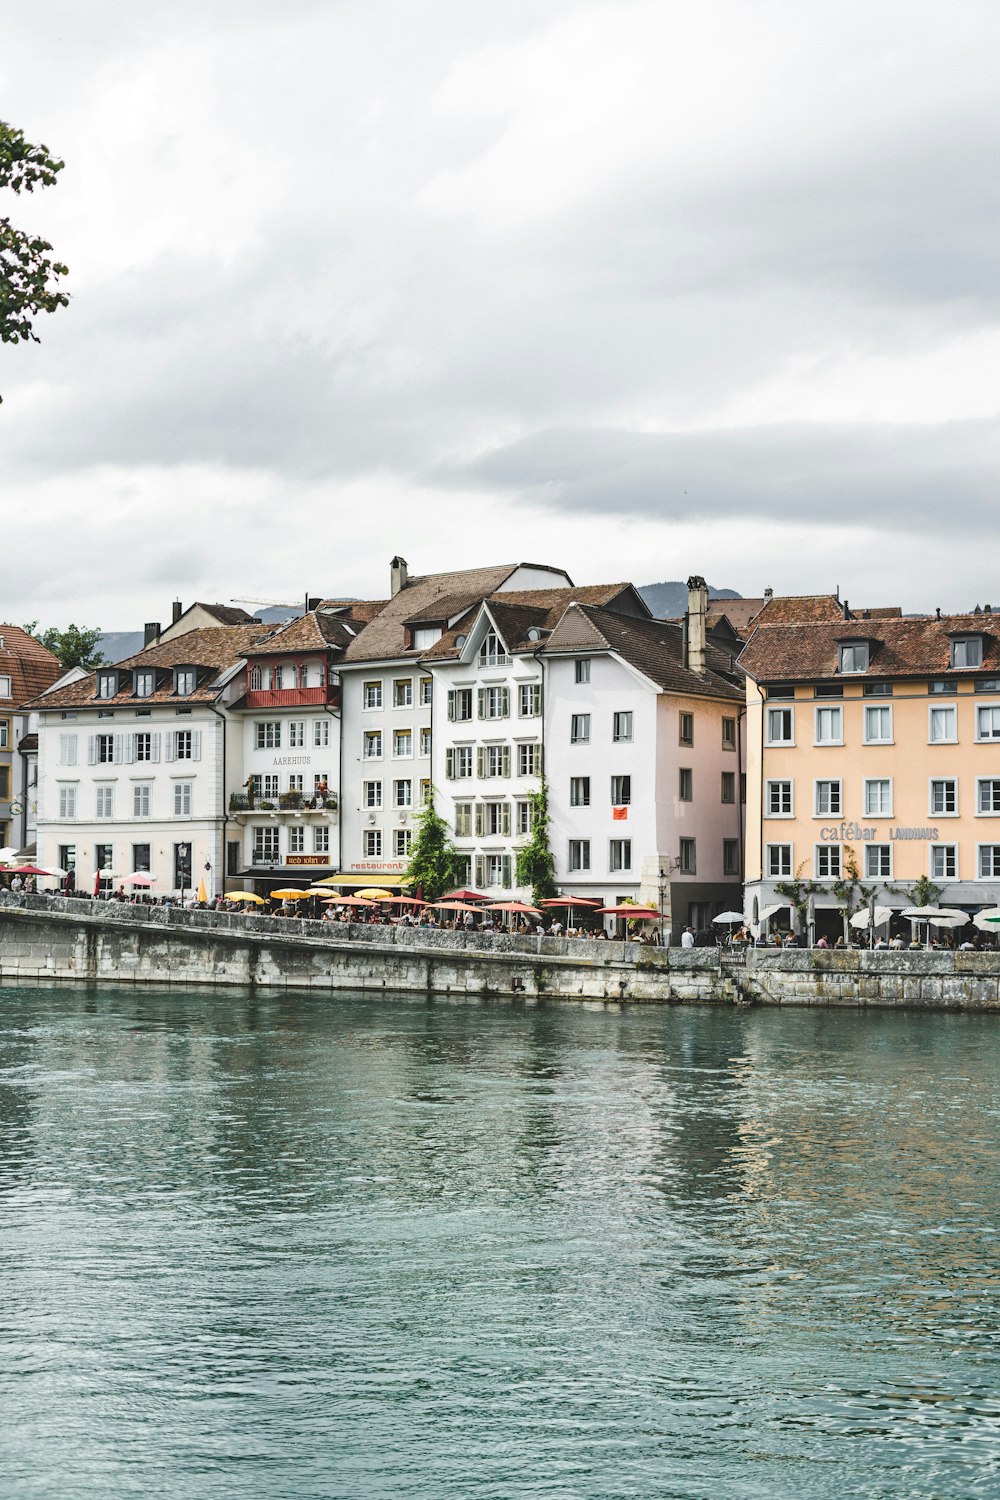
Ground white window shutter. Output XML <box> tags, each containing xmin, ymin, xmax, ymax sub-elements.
<box><xmin>501</xmin><ymin>745</ymin><xmax>511</xmax><ymax>777</ymax></box>
<box><xmin>501</xmin><ymin>802</ymin><xmax>511</xmax><ymax>837</ymax></box>
<box><xmin>114</xmin><ymin>734</ymin><xmax>126</xmax><ymax>765</ymax></box>
<box><xmin>445</xmin><ymin>748</ymin><xmax>455</xmax><ymax>779</ymax></box>
<box><xmin>192</xmin><ymin>730</ymin><xmax>202</xmax><ymax>761</ymax></box>
<box><xmin>165</xmin><ymin>732</ymin><xmax>176</xmax><ymax>763</ymax></box>
<box><xmin>476</xmin><ymin>747</ymin><xmax>485</xmax><ymax>779</ymax></box>
<box><xmin>150</xmin><ymin>733</ymin><xmax>161</xmax><ymax>763</ymax></box>
<box><xmin>447</xmin><ymin>690</ymin><xmax>456</xmax><ymax>721</ymax></box>
<box><xmin>501</xmin><ymin>687</ymin><xmax>509</xmax><ymax>717</ymax></box>
<box><xmin>474</xmin><ymin>803</ymin><xmax>484</xmax><ymax>837</ymax></box>
<box><xmin>474</xmin><ymin>855</ymin><xmax>486</xmax><ymax>888</ymax></box>
<box><xmin>88</xmin><ymin>735</ymin><xmax>97</xmax><ymax>765</ymax></box>
<box><xmin>502</xmin><ymin>855</ymin><xmax>512</xmax><ymax>888</ymax></box>
<box><xmin>477</xmin><ymin>688</ymin><xmax>486</xmax><ymax>719</ymax></box>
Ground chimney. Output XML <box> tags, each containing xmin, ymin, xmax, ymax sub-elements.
<box><xmin>764</xmin><ymin>586</ymin><xmax>773</xmax><ymax>600</ymax></box>
<box><xmin>306</xmin><ymin>596</ymin><xmax>321</xmax><ymax>611</ymax></box>
<box><xmin>390</xmin><ymin>556</ymin><xmax>408</xmax><ymax>597</ymax></box>
<box><xmin>842</xmin><ymin>599</ymin><xmax>850</xmax><ymax>619</ymax></box>
<box><xmin>172</xmin><ymin>599</ymin><xmax>183</xmax><ymax>623</ymax></box>
<box><xmin>144</xmin><ymin>622</ymin><xmax>161</xmax><ymax>648</ymax></box>
<box><xmin>685</xmin><ymin>574</ymin><xmax>709</xmax><ymax>676</ymax></box>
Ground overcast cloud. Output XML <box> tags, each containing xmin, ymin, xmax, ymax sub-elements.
<box><xmin>2</xmin><ymin>0</ymin><xmax>999</xmax><ymax>627</ymax></box>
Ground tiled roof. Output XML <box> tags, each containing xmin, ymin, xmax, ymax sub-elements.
<box><xmin>342</xmin><ymin>565</ymin><xmax>525</xmax><ymax>662</ymax></box>
<box><xmin>543</xmin><ymin>605</ymin><xmax>744</xmax><ymax>700</ymax></box>
<box><xmin>751</xmin><ymin>594</ymin><xmax>846</xmax><ymax>625</ymax></box>
<box><xmin>0</xmin><ymin>626</ymin><xmax>62</xmax><ymax>710</ymax></box>
<box><xmin>192</xmin><ymin>603</ymin><xmax>257</xmax><ymax>625</ymax></box>
<box><xmin>317</xmin><ymin>598</ymin><xmax>390</xmax><ymax>624</ymax></box>
<box><xmin>250</xmin><ymin>610</ymin><xmax>356</xmax><ymax>655</ymax></box>
<box><xmin>420</xmin><ymin>583</ymin><xmax>641</xmax><ymax>661</ymax></box>
<box><xmin>27</xmin><ymin>625</ymin><xmax>262</xmax><ymax>709</ymax></box>
<box><xmin>739</xmin><ymin>614</ymin><xmax>1000</xmax><ymax>682</ymax></box>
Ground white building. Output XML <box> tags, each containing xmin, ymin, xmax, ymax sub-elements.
<box><xmin>0</xmin><ymin>626</ymin><xmax>62</xmax><ymax>858</ymax></box>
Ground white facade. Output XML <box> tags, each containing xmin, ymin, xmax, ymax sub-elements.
<box><xmin>231</xmin><ymin>703</ymin><xmax>341</xmax><ymax>879</ymax></box>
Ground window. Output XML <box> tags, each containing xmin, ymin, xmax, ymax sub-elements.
<box><xmin>519</xmin><ymin>683</ymin><xmax>541</xmax><ymax>717</ymax></box>
<box><xmin>133</xmin><ymin>844</ymin><xmax>151</xmax><ymax>874</ymax></box>
<box><xmin>314</xmin><ymin>719</ymin><xmax>330</xmax><ymax>748</ymax></box>
<box><xmin>952</xmin><ymin>636</ymin><xmax>982</xmax><ymax>668</ymax></box>
<box><xmin>479</xmin><ymin>744</ymin><xmax>511</xmax><ymax>778</ymax></box>
<box><xmin>609</xmin><ymin>839</ymin><xmax>632</xmax><ymax>872</ymax></box>
<box><xmin>446</xmin><ymin>746</ymin><xmax>473</xmax><ymax>780</ymax></box>
<box><xmin>420</xmin><ymin>677</ymin><xmax>433</xmax><ymax>706</ymax></box>
<box><xmin>0</xmin><ymin>766</ymin><xmax>8</xmax><ymax>800</ymax></box>
<box><xmin>96</xmin><ymin>733</ymin><xmax>115</xmax><ymax>764</ymax></box>
<box><xmin>393</xmin><ymin>729</ymin><xmax>412</xmax><ymax>757</ymax></box>
<box><xmin>721</xmin><ymin>771</ymin><xmax>735</xmax><ymax>804</ymax></box>
<box><xmin>679</xmin><ymin>768</ymin><xmax>693</xmax><ymax>801</ymax></box>
<box><xmin>133</xmin><ymin>783</ymin><xmax>152</xmax><ymax>818</ymax></box>
<box><xmin>364</xmin><ymin>829</ymin><xmax>382</xmax><ymax>857</ymax></box>
<box><xmin>59</xmin><ymin>733</ymin><xmax>78</xmax><ymax>766</ymax></box>
<box><xmin>483</xmin><ymin>853</ymin><xmax>513</xmax><ymax>889</ymax></box>
<box><xmin>363</xmin><ymin>780</ymin><xmax>382</xmax><ymax>808</ymax></box>
<box><xmin>133</xmin><ymin>671</ymin><xmax>155</xmax><ymax>698</ymax></box>
<box><xmin>288</xmin><ymin>826</ymin><xmax>305</xmax><ymax>854</ymax></box>
<box><xmin>133</xmin><ymin>732</ymin><xmax>155</xmax><ymax>762</ymax></box>
<box><xmin>255</xmin><ymin>721</ymin><xmax>281</xmax><ymax>749</ymax></box>
<box><xmin>766</xmin><ymin>780</ymin><xmax>793</xmax><ymax>816</ymax></box>
<box><xmin>363</xmin><ymin>730</ymin><xmax>383</xmax><ymax>759</ymax></box>
<box><xmin>722</xmin><ymin>717</ymin><xmax>737</xmax><ymax>749</ymax></box>
<box><xmin>815</xmin><ymin>844</ymin><xmax>841</xmax><ymax>878</ymax></box>
<box><xmin>420</xmin><ymin>779</ymin><xmax>431</xmax><ymax>805</ymax></box>
<box><xmin>96</xmin><ymin>785</ymin><xmax>114</xmax><ymax>819</ymax></box>
<box><xmin>977</xmin><ymin>706</ymin><xmax>1000</xmax><ymax>741</ymax></box>
<box><xmin>612</xmin><ymin>711</ymin><xmax>633</xmax><ymax>743</ymax></box>
<box><xmin>0</xmin><ymin>675</ymin><xmax>10</xmax><ymax>698</ymax></box>
<box><xmin>929</xmin><ymin>680</ymin><xmax>957</xmax><ymax>695</ymax></box>
<box><xmin>723</xmin><ymin>839</ymin><xmax>740</xmax><ymax>877</ymax></box>
<box><xmin>58</xmin><ymin>784</ymin><xmax>77</xmax><ymax>819</ymax></box>
<box><xmin>815</xmin><ymin>780</ymin><xmax>842</xmax><ymax>816</ymax></box>
<box><xmin>174</xmin><ymin>667</ymin><xmax>197</xmax><ymax>696</ymax></box>
<box><xmin>478</xmin><ymin>686</ymin><xmax>509</xmax><ymax>720</ymax></box>
<box><xmin>262</xmin><ymin>774</ymin><xmax>279</xmax><ymax>800</ymax></box>
<box><xmin>288</xmin><ymin>721</ymin><xmax>305</xmax><ymax>748</ymax></box>
<box><xmin>517</xmin><ymin>742</ymin><xmax>542</xmax><ymax>777</ymax></box>
<box><xmin>766</xmin><ymin>685</ymin><xmax>795</xmax><ymax>699</ymax></box>
<box><xmin>766</xmin><ymin>844</ymin><xmax>792</xmax><ymax>878</ymax></box>
<box><xmin>454</xmin><ymin>802</ymin><xmax>473</xmax><ymax>837</ymax></box>
<box><xmin>478</xmin><ymin>630</ymin><xmax>508</xmax><ymax>667</ymax></box>
<box><xmin>516</xmin><ymin>800</ymin><xmax>532</xmax><ymax>835</ymax></box>
<box><xmin>863</xmin><ymin>682</ymin><xmax>892</xmax><ymax>697</ymax></box>
<box><xmin>866</xmin><ymin>844</ymin><xmax>892</xmax><ymax>878</ymax></box>
<box><xmin>979</xmin><ymin>845</ymin><xmax>1000</xmax><ymax>878</ymax></box>
<box><xmin>978</xmin><ymin>779</ymin><xmax>1000</xmax><ymax>814</ymax></box>
<box><xmin>839</xmin><ymin>643</ymin><xmax>869</xmax><ymax>673</ymax></box>
<box><xmin>679</xmin><ymin>712</ymin><xmax>694</xmax><ymax>746</ymax></box>
<box><xmin>393</xmin><ymin>679</ymin><xmax>413</xmax><ymax>708</ymax></box>
<box><xmin>288</xmin><ymin>774</ymin><xmax>304</xmax><ymax>794</ymax></box>
<box><xmin>930</xmin><ymin>779</ymin><xmax>957</xmax><ymax>815</ymax></box>
<box><xmin>929</xmin><ymin>705</ymin><xmax>957</xmax><ymax>743</ymax></box>
<box><xmin>419</xmin><ymin>728</ymin><xmax>432</xmax><ymax>757</ymax></box>
<box><xmin>173</xmin><ymin>782</ymin><xmax>192</xmax><ymax>816</ymax></box>
<box><xmin>814</xmin><ymin>706</ymin><xmax>843</xmax><ymax>744</ymax></box>
<box><xmin>570</xmin><ymin>776</ymin><xmax>590</xmax><ymax>807</ymax></box>
<box><xmin>173</xmin><ymin>729</ymin><xmax>194</xmax><ymax>760</ymax></box>
<box><xmin>447</xmin><ymin>688</ymin><xmax>473</xmax><ymax>722</ymax></box>
<box><xmin>394</xmin><ymin>829</ymin><xmax>412</xmax><ymax>857</ymax></box>
<box><xmin>931</xmin><ymin>844</ymin><xmax>958</xmax><ymax>880</ymax></box>
<box><xmin>394</xmin><ymin>779</ymin><xmax>412</xmax><ymax>807</ymax></box>
<box><xmin>976</xmin><ymin>677</ymin><xmax>1000</xmax><ymax>694</ymax></box>
<box><xmin>570</xmin><ymin>714</ymin><xmax>590</xmax><ymax>744</ymax></box>
<box><xmin>766</xmin><ymin>707</ymin><xmax>793</xmax><ymax>745</ymax></box>
<box><xmin>364</xmin><ymin>681</ymin><xmax>383</xmax><ymax>709</ymax></box>
<box><xmin>253</xmin><ymin>827</ymin><xmax>280</xmax><ymax>862</ymax></box>
<box><xmin>865</xmin><ymin>779</ymin><xmax>893</xmax><ymax>816</ymax></box>
<box><xmin>568</xmin><ymin>839</ymin><xmax>591</xmax><ymax>872</ymax></box>
<box><xmin>574</xmin><ymin>659</ymin><xmax>591</xmax><ymax>684</ymax></box>
<box><xmin>611</xmin><ymin>774</ymin><xmax>631</xmax><ymax>805</ymax></box>
<box><xmin>94</xmin><ymin>845</ymin><xmax>113</xmax><ymax>888</ymax></box>
<box><xmin>480</xmin><ymin>802</ymin><xmax>511</xmax><ymax>837</ymax></box>
<box><xmin>679</xmin><ymin>838</ymin><xmax>697</xmax><ymax>874</ymax></box>
<box><xmin>97</xmin><ymin>673</ymin><xmax>118</xmax><ymax>699</ymax></box>
<box><xmin>864</xmin><ymin>705</ymin><xmax>893</xmax><ymax>744</ymax></box>
<box><xmin>313</xmin><ymin>826</ymin><xmax>329</xmax><ymax>854</ymax></box>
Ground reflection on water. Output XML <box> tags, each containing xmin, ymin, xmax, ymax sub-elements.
<box><xmin>1</xmin><ymin>987</ymin><xmax>998</xmax><ymax>1499</ymax></box>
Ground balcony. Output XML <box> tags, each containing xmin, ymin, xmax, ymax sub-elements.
<box><xmin>228</xmin><ymin>792</ymin><xmax>338</xmax><ymax>820</ymax></box>
<box><xmin>245</xmin><ymin>686</ymin><xmax>337</xmax><ymax>709</ymax></box>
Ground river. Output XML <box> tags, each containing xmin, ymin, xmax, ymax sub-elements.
<box><xmin>0</xmin><ymin>985</ymin><xmax>997</xmax><ymax>1498</ymax></box>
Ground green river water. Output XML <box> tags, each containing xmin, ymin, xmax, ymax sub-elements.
<box><xmin>0</xmin><ymin>984</ymin><xmax>997</xmax><ymax>1498</ymax></box>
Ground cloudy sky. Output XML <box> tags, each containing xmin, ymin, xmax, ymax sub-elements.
<box><xmin>2</xmin><ymin>0</ymin><xmax>999</xmax><ymax>628</ymax></box>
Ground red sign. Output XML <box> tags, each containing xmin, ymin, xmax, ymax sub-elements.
<box><xmin>286</xmin><ymin>854</ymin><xmax>331</xmax><ymax>866</ymax></box>
<box><xmin>612</xmin><ymin>806</ymin><xmax>628</xmax><ymax>820</ymax></box>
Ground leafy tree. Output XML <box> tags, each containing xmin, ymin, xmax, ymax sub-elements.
<box><xmin>1</xmin><ymin>121</ymin><xmax>69</xmax><ymax>364</ymax></box>
<box><xmin>514</xmin><ymin>781</ymin><xmax>557</xmax><ymax>906</ymax></box>
<box><xmin>405</xmin><ymin>793</ymin><xmax>462</xmax><ymax>902</ymax></box>
<box><xmin>831</xmin><ymin>844</ymin><xmax>879</xmax><ymax>942</ymax></box>
<box><xmin>774</xmin><ymin>862</ymin><xmax>823</xmax><ymax>935</ymax></box>
<box><xmin>23</xmin><ymin>621</ymin><xmax>104</xmax><ymax>672</ymax></box>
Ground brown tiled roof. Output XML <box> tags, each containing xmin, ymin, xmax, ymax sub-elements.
<box><xmin>739</xmin><ymin>614</ymin><xmax>1000</xmax><ymax>683</ymax></box>
<box><xmin>192</xmin><ymin>603</ymin><xmax>257</xmax><ymax>625</ymax></box>
<box><xmin>543</xmin><ymin>605</ymin><xmax>744</xmax><ymax>701</ymax></box>
<box><xmin>27</xmin><ymin>625</ymin><xmax>263</xmax><ymax>709</ymax></box>
<box><xmin>0</xmin><ymin>626</ymin><xmax>62</xmax><ymax>709</ymax></box>
<box><xmin>250</xmin><ymin>610</ymin><xmax>355</xmax><ymax>655</ymax></box>
<box><xmin>342</xmin><ymin>565</ymin><xmax>527</xmax><ymax>662</ymax></box>
<box><xmin>318</xmin><ymin>598</ymin><xmax>390</xmax><ymax>624</ymax></box>
<box><xmin>751</xmin><ymin>594</ymin><xmax>846</xmax><ymax>625</ymax></box>
<box><xmin>707</xmin><ymin>597</ymin><xmax>769</xmax><ymax>630</ymax></box>
<box><xmin>420</xmin><ymin>583</ymin><xmax>642</xmax><ymax>661</ymax></box>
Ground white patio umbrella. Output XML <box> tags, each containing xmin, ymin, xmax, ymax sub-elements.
<box><xmin>924</xmin><ymin>908</ymin><xmax>969</xmax><ymax>927</ymax></box>
<box><xmin>900</xmin><ymin>906</ymin><xmax>956</xmax><ymax>921</ymax></box>
<box><xmin>849</xmin><ymin>905</ymin><xmax>894</xmax><ymax>929</ymax></box>
<box><xmin>713</xmin><ymin>911</ymin><xmax>747</xmax><ymax>925</ymax></box>
<box><xmin>0</xmin><ymin>847</ymin><xmax>19</xmax><ymax>864</ymax></box>
<box><xmin>973</xmin><ymin>907</ymin><xmax>1000</xmax><ymax>931</ymax></box>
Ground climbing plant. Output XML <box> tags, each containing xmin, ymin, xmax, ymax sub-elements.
<box><xmin>514</xmin><ymin>781</ymin><xmax>557</xmax><ymax>907</ymax></box>
<box><xmin>404</xmin><ymin>793</ymin><xmax>462</xmax><ymax>902</ymax></box>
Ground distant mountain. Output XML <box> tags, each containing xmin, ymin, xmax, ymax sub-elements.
<box><xmin>97</xmin><ymin>630</ymin><xmax>145</xmax><ymax>664</ymax></box>
<box><xmin>638</xmin><ymin>581</ymin><xmax>742</xmax><ymax>619</ymax></box>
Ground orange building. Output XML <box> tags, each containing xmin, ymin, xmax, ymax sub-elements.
<box><xmin>740</xmin><ymin>609</ymin><xmax>1000</xmax><ymax>925</ymax></box>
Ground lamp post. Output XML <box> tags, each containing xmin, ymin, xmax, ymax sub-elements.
<box><xmin>657</xmin><ymin>866</ymin><xmax>668</xmax><ymax>948</ymax></box>
<box><xmin>204</xmin><ymin>858</ymin><xmax>212</xmax><ymax>903</ymax></box>
<box><xmin>178</xmin><ymin>842</ymin><xmax>190</xmax><ymax>907</ymax></box>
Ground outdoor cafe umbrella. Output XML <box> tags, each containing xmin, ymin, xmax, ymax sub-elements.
<box><xmin>225</xmin><ymin>891</ymin><xmax>266</xmax><ymax>904</ymax></box>
<box><xmin>441</xmin><ymin>889</ymin><xmax>489</xmax><ymax>903</ymax></box>
<box><xmin>269</xmin><ymin>888</ymin><xmax>311</xmax><ymax>900</ymax></box>
<box><xmin>540</xmin><ymin>896</ymin><xmax>603</xmax><ymax>925</ymax></box>
<box><xmin>712</xmin><ymin>911</ymin><xmax>746</xmax><ymax>925</ymax></box>
<box><xmin>973</xmin><ymin>907</ymin><xmax>1000</xmax><ymax>931</ymax></box>
<box><xmin>0</xmin><ymin>847</ymin><xmax>19</xmax><ymax>863</ymax></box>
<box><xmin>487</xmin><ymin>901</ymin><xmax>541</xmax><ymax>914</ymax></box>
<box><xmin>369</xmin><ymin>894</ymin><xmax>425</xmax><ymax>905</ymax></box>
<box><xmin>849</xmin><ymin>905</ymin><xmax>894</xmax><ymax>928</ymax></box>
<box><xmin>122</xmin><ymin>872</ymin><xmax>156</xmax><ymax>886</ymax></box>
<box><xmin>354</xmin><ymin>888</ymin><xmax>397</xmax><ymax>900</ymax></box>
<box><xmin>598</xmin><ymin>905</ymin><xmax>660</xmax><ymax>918</ymax></box>
<box><xmin>6</xmin><ymin>863</ymin><xmax>53</xmax><ymax>876</ymax></box>
<box><xmin>312</xmin><ymin>893</ymin><xmax>376</xmax><ymax>906</ymax></box>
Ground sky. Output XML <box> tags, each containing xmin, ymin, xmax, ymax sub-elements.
<box><xmin>2</xmin><ymin>0</ymin><xmax>999</xmax><ymax>628</ymax></box>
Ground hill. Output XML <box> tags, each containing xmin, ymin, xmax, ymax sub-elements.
<box><xmin>638</xmin><ymin>581</ymin><xmax>742</xmax><ymax>618</ymax></box>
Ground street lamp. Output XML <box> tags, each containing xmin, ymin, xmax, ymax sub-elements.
<box><xmin>657</xmin><ymin>866</ymin><xmax>668</xmax><ymax>948</ymax></box>
<box><xmin>178</xmin><ymin>842</ymin><xmax>190</xmax><ymax>906</ymax></box>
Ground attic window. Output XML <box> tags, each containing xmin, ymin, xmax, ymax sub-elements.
<box><xmin>951</xmin><ymin>636</ymin><xmax>983</xmax><ymax>669</ymax></box>
<box><xmin>412</xmin><ymin>626</ymin><xmax>442</xmax><ymax>650</ymax></box>
<box><xmin>838</xmin><ymin>642</ymin><xmax>869</xmax><ymax>674</ymax></box>
<box><xmin>96</xmin><ymin>672</ymin><xmax>118</xmax><ymax>699</ymax></box>
<box><xmin>133</xmin><ymin>670</ymin><xmax>156</xmax><ymax>698</ymax></box>
<box><xmin>478</xmin><ymin>629</ymin><xmax>508</xmax><ymax>668</ymax></box>
<box><xmin>526</xmin><ymin>627</ymin><xmax>541</xmax><ymax>642</ymax></box>
<box><xmin>174</xmin><ymin>667</ymin><xmax>197</xmax><ymax>696</ymax></box>
<box><xmin>0</xmin><ymin>675</ymin><xmax>10</xmax><ymax>698</ymax></box>
<box><xmin>454</xmin><ymin>634</ymin><xmax>467</xmax><ymax>649</ymax></box>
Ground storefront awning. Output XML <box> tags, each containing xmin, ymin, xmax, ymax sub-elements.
<box><xmin>310</xmin><ymin>872</ymin><xmax>412</xmax><ymax>888</ymax></box>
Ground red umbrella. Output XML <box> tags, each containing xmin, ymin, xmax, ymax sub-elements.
<box><xmin>319</xmin><ymin>894</ymin><xmax>377</xmax><ymax>906</ymax></box>
<box><xmin>371</xmin><ymin>894</ymin><xmax>425</xmax><ymax>905</ymax></box>
<box><xmin>7</xmin><ymin>863</ymin><xmax>54</xmax><ymax>877</ymax></box>
<box><xmin>442</xmin><ymin>889</ymin><xmax>490</xmax><ymax>903</ymax></box>
<box><xmin>486</xmin><ymin>901</ymin><xmax>542</xmax><ymax>916</ymax></box>
<box><xmin>598</xmin><ymin>905</ymin><xmax>660</xmax><ymax>918</ymax></box>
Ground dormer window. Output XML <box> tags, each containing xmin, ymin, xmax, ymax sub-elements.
<box><xmin>0</xmin><ymin>675</ymin><xmax>11</xmax><ymax>699</ymax></box>
<box><xmin>838</xmin><ymin>642</ymin><xmax>870</xmax><ymax>674</ymax></box>
<box><xmin>951</xmin><ymin>635</ymin><xmax>983</xmax><ymax>669</ymax></box>
<box><xmin>134</xmin><ymin>670</ymin><xmax>156</xmax><ymax>698</ymax></box>
<box><xmin>478</xmin><ymin>629</ymin><xmax>508</xmax><ymax>668</ymax></box>
<box><xmin>174</xmin><ymin>667</ymin><xmax>197</xmax><ymax>696</ymax></box>
<box><xmin>413</xmin><ymin>626</ymin><xmax>443</xmax><ymax>650</ymax></box>
<box><xmin>96</xmin><ymin>672</ymin><xmax>118</xmax><ymax>699</ymax></box>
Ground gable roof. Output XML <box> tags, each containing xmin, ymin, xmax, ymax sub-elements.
<box><xmin>420</xmin><ymin>582</ymin><xmax>644</xmax><ymax>662</ymax></box>
<box><xmin>249</xmin><ymin>609</ymin><xmax>359</xmax><ymax>655</ymax></box>
<box><xmin>192</xmin><ymin>603</ymin><xmax>258</xmax><ymax>626</ymax></box>
<box><xmin>542</xmin><ymin>604</ymin><xmax>744</xmax><ymax>700</ymax></box>
<box><xmin>342</xmin><ymin>564</ymin><xmax>527</xmax><ymax>663</ymax></box>
<box><xmin>739</xmin><ymin>614</ymin><xmax>1000</xmax><ymax>683</ymax></box>
<box><xmin>27</xmin><ymin>625</ymin><xmax>263</xmax><ymax>709</ymax></box>
<box><xmin>0</xmin><ymin>626</ymin><xmax>62</xmax><ymax>709</ymax></box>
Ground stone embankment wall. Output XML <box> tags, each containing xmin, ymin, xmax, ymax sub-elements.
<box><xmin>1</xmin><ymin>893</ymin><xmax>999</xmax><ymax>1009</ymax></box>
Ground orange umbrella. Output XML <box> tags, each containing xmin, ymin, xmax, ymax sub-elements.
<box><xmin>598</xmin><ymin>905</ymin><xmax>659</xmax><ymax>918</ymax></box>
<box><xmin>486</xmin><ymin>901</ymin><xmax>541</xmax><ymax>916</ymax></box>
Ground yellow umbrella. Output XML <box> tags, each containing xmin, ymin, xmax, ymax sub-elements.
<box><xmin>197</xmin><ymin>878</ymin><xmax>208</xmax><ymax>903</ymax></box>
<box><xmin>225</xmin><ymin>891</ymin><xmax>266</xmax><ymax>905</ymax></box>
<box><xmin>271</xmin><ymin>888</ymin><xmax>311</xmax><ymax>899</ymax></box>
<box><xmin>355</xmin><ymin>888</ymin><xmax>396</xmax><ymax>900</ymax></box>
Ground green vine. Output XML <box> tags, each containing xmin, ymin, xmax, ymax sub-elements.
<box><xmin>404</xmin><ymin>791</ymin><xmax>462</xmax><ymax>902</ymax></box>
<box><xmin>514</xmin><ymin>780</ymin><xmax>557</xmax><ymax>907</ymax></box>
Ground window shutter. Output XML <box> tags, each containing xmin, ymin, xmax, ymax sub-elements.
<box><xmin>500</xmin><ymin>687</ymin><xmax>509</xmax><ymax>717</ymax></box>
<box><xmin>502</xmin><ymin>855</ymin><xmax>512</xmax><ymax>889</ymax></box>
<box><xmin>477</xmin><ymin>688</ymin><xmax>486</xmax><ymax>719</ymax></box>
<box><xmin>445</xmin><ymin>748</ymin><xmax>455</xmax><ymax>779</ymax></box>
<box><xmin>477</xmin><ymin>747</ymin><xmax>485</xmax><ymax>779</ymax></box>
<box><xmin>115</xmin><ymin>734</ymin><xmax>127</xmax><ymax>765</ymax></box>
<box><xmin>474</xmin><ymin>855</ymin><xmax>486</xmax><ymax>888</ymax></box>
<box><xmin>191</xmin><ymin>730</ymin><xmax>202</xmax><ymax>761</ymax></box>
<box><xmin>165</xmin><ymin>732</ymin><xmax>176</xmax><ymax>763</ymax></box>
<box><xmin>150</xmin><ymin>733</ymin><xmax>161</xmax><ymax>763</ymax></box>
<box><xmin>501</xmin><ymin>802</ymin><xmax>511</xmax><ymax>836</ymax></box>
<box><xmin>88</xmin><ymin>736</ymin><xmax>97</xmax><ymax>765</ymax></box>
<box><xmin>501</xmin><ymin>745</ymin><xmax>511</xmax><ymax>777</ymax></box>
<box><xmin>447</xmin><ymin>690</ymin><xmax>456</xmax><ymax>722</ymax></box>
<box><xmin>475</xmin><ymin>803</ymin><xmax>484</xmax><ymax>837</ymax></box>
